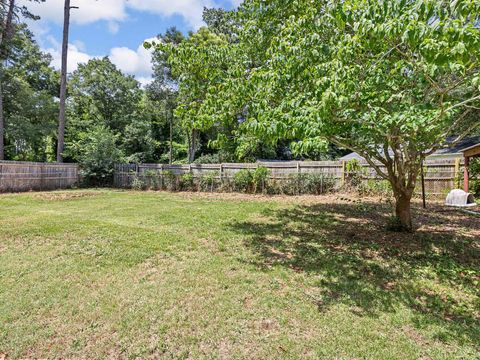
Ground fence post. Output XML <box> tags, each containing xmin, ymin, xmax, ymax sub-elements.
<box><xmin>161</xmin><ymin>164</ymin><xmax>164</xmax><ymax>190</ymax></box>
<box><xmin>40</xmin><ymin>163</ymin><xmax>45</xmax><ymax>191</ymax></box>
<box><xmin>297</xmin><ymin>162</ymin><xmax>301</xmax><ymax>195</ymax></box>
<box><xmin>421</xmin><ymin>160</ymin><xmax>426</xmax><ymax>208</ymax></box>
<box><xmin>454</xmin><ymin>158</ymin><xmax>460</xmax><ymax>189</ymax></box>
<box><xmin>341</xmin><ymin>161</ymin><xmax>346</xmax><ymax>187</ymax></box>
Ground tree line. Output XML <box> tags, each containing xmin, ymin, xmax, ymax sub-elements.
<box><xmin>1</xmin><ymin>4</ymin><xmax>338</xmax><ymax>177</ymax></box>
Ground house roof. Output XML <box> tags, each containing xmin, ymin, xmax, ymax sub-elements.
<box><xmin>339</xmin><ymin>135</ymin><xmax>480</xmax><ymax>161</ymax></box>
<box><xmin>435</xmin><ymin>136</ymin><xmax>480</xmax><ymax>155</ymax></box>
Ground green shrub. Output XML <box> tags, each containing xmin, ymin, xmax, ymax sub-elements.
<box><xmin>358</xmin><ymin>179</ymin><xmax>392</xmax><ymax>197</ymax></box>
<box><xmin>470</xmin><ymin>157</ymin><xmax>480</xmax><ymax>197</ymax></box>
<box><xmin>252</xmin><ymin>166</ymin><xmax>269</xmax><ymax>193</ymax></box>
<box><xmin>71</xmin><ymin>126</ymin><xmax>124</xmax><ymax>186</ymax></box>
<box><xmin>219</xmin><ymin>177</ymin><xmax>235</xmax><ymax>193</ymax></box>
<box><xmin>300</xmin><ymin>173</ymin><xmax>336</xmax><ymax>194</ymax></box>
<box><xmin>131</xmin><ymin>175</ymin><xmax>145</xmax><ymax>191</ymax></box>
<box><xmin>144</xmin><ymin>170</ymin><xmax>160</xmax><ymax>190</ymax></box>
<box><xmin>345</xmin><ymin>159</ymin><xmax>365</xmax><ymax>189</ymax></box>
<box><xmin>265</xmin><ymin>179</ymin><xmax>281</xmax><ymax>195</ymax></box>
<box><xmin>199</xmin><ymin>171</ymin><xmax>219</xmax><ymax>192</ymax></box>
<box><xmin>181</xmin><ymin>172</ymin><xmax>195</xmax><ymax>191</ymax></box>
<box><xmin>193</xmin><ymin>153</ymin><xmax>222</xmax><ymax>164</ymax></box>
<box><xmin>285</xmin><ymin>175</ymin><xmax>301</xmax><ymax>195</ymax></box>
<box><xmin>262</xmin><ymin>172</ymin><xmax>337</xmax><ymax>195</ymax></box>
<box><xmin>234</xmin><ymin>169</ymin><xmax>253</xmax><ymax>193</ymax></box>
<box><xmin>163</xmin><ymin>170</ymin><xmax>178</xmax><ymax>191</ymax></box>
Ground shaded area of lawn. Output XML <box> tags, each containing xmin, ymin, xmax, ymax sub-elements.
<box><xmin>230</xmin><ymin>201</ymin><xmax>480</xmax><ymax>347</ymax></box>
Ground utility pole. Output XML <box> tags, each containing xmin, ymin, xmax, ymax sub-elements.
<box><xmin>169</xmin><ymin>109</ymin><xmax>173</xmax><ymax>165</ymax></box>
<box><xmin>56</xmin><ymin>0</ymin><xmax>78</xmax><ymax>162</ymax></box>
<box><xmin>421</xmin><ymin>160</ymin><xmax>426</xmax><ymax>209</ymax></box>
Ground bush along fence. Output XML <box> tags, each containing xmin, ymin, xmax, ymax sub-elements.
<box><xmin>114</xmin><ymin>159</ymin><xmax>464</xmax><ymax>197</ymax></box>
<box><xmin>0</xmin><ymin>161</ymin><xmax>79</xmax><ymax>193</ymax></box>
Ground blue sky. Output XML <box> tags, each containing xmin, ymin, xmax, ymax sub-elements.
<box><xmin>22</xmin><ymin>0</ymin><xmax>240</xmax><ymax>84</ymax></box>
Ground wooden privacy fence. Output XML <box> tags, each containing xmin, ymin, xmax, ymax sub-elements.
<box><xmin>0</xmin><ymin>161</ymin><xmax>79</xmax><ymax>193</ymax></box>
<box><xmin>114</xmin><ymin>159</ymin><xmax>463</xmax><ymax>196</ymax></box>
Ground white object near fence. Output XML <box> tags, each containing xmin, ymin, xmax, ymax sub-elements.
<box><xmin>445</xmin><ymin>189</ymin><xmax>477</xmax><ymax>207</ymax></box>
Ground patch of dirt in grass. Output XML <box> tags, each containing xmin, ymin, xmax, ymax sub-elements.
<box><xmin>257</xmin><ymin>318</ymin><xmax>279</xmax><ymax>331</ymax></box>
<box><xmin>174</xmin><ymin>191</ymin><xmax>373</xmax><ymax>204</ymax></box>
<box><xmin>402</xmin><ymin>325</ymin><xmax>431</xmax><ymax>347</ymax></box>
<box><xmin>33</xmin><ymin>191</ymin><xmax>102</xmax><ymax>201</ymax></box>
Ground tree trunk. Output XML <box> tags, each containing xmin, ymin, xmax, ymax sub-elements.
<box><xmin>188</xmin><ymin>128</ymin><xmax>197</xmax><ymax>163</ymax></box>
<box><xmin>0</xmin><ymin>0</ymin><xmax>16</xmax><ymax>51</ymax></box>
<box><xmin>394</xmin><ymin>191</ymin><xmax>413</xmax><ymax>231</ymax></box>
<box><xmin>56</xmin><ymin>0</ymin><xmax>71</xmax><ymax>162</ymax></box>
<box><xmin>169</xmin><ymin>110</ymin><xmax>173</xmax><ymax>164</ymax></box>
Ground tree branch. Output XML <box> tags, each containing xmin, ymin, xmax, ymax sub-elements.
<box><xmin>445</xmin><ymin>94</ymin><xmax>480</xmax><ymax>113</ymax></box>
<box><xmin>328</xmin><ymin>137</ymin><xmax>390</xmax><ymax>180</ymax></box>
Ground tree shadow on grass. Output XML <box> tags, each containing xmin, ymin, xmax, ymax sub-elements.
<box><xmin>229</xmin><ymin>200</ymin><xmax>480</xmax><ymax>346</ymax></box>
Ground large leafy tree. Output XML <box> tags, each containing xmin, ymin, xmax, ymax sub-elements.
<box><xmin>200</xmin><ymin>0</ymin><xmax>480</xmax><ymax>231</ymax></box>
<box><xmin>203</xmin><ymin>7</ymin><xmax>239</xmax><ymax>41</ymax></box>
<box><xmin>148</xmin><ymin>27</ymin><xmax>184</xmax><ymax>100</ymax></box>
<box><xmin>0</xmin><ymin>0</ymin><xmax>45</xmax><ymax>159</ymax></box>
<box><xmin>66</xmin><ymin>57</ymin><xmax>155</xmax><ymax>163</ymax></box>
<box><xmin>191</xmin><ymin>6</ymin><xmax>331</xmax><ymax>162</ymax></box>
<box><xmin>1</xmin><ymin>24</ymin><xmax>58</xmax><ymax>161</ymax></box>
<box><xmin>161</xmin><ymin>27</ymin><xmax>231</xmax><ymax>162</ymax></box>
<box><xmin>160</xmin><ymin>10</ymin><xmax>295</xmax><ymax>162</ymax></box>
<box><xmin>146</xmin><ymin>27</ymin><xmax>185</xmax><ymax>163</ymax></box>
<box><xmin>66</xmin><ymin>57</ymin><xmax>142</xmax><ymax>135</ymax></box>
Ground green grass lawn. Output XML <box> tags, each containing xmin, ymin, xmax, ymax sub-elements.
<box><xmin>0</xmin><ymin>190</ymin><xmax>478</xmax><ymax>359</ymax></box>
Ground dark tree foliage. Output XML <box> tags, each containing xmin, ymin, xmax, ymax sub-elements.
<box><xmin>2</xmin><ymin>24</ymin><xmax>58</xmax><ymax>161</ymax></box>
<box><xmin>202</xmin><ymin>7</ymin><xmax>239</xmax><ymax>41</ymax></box>
<box><xmin>146</xmin><ymin>27</ymin><xmax>186</xmax><ymax>163</ymax></box>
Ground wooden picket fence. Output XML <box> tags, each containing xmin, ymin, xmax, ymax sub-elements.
<box><xmin>114</xmin><ymin>159</ymin><xmax>463</xmax><ymax>196</ymax></box>
<box><xmin>0</xmin><ymin>161</ymin><xmax>79</xmax><ymax>193</ymax></box>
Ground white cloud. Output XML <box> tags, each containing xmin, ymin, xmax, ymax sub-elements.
<box><xmin>136</xmin><ymin>76</ymin><xmax>154</xmax><ymax>87</ymax></box>
<box><xmin>45</xmin><ymin>36</ymin><xmax>92</xmax><ymax>72</ymax></box>
<box><xmin>109</xmin><ymin>38</ymin><xmax>155</xmax><ymax>80</ymax></box>
<box><xmin>22</xmin><ymin>0</ymin><xmax>241</xmax><ymax>31</ymax></box>
<box><xmin>42</xmin><ymin>34</ymin><xmax>153</xmax><ymax>84</ymax></box>
<box><xmin>126</xmin><ymin>0</ymin><xmax>216</xmax><ymax>29</ymax></box>
<box><xmin>72</xmin><ymin>40</ymin><xmax>86</xmax><ymax>52</ymax></box>
<box><xmin>22</xmin><ymin>0</ymin><xmax>242</xmax><ymax>84</ymax></box>
<box><xmin>21</xmin><ymin>0</ymin><xmax>126</xmax><ymax>25</ymax></box>
<box><xmin>229</xmin><ymin>0</ymin><xmax>243</xmax><ymax>7</ymax></box>
<box><xmin>48</xmin><ymin>44</ymin><xmax>92</xmax><ymax>72</ymax></box>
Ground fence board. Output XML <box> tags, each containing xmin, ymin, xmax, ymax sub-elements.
<box><xmin>114</xmin><ymin>159</ymin><xmax>463</xmax><ymax>196</ymax></box>
<box><xmin>0</xmin><ymin>161</ymin><xmax>79</xmax><ymax>193</ymax></box>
